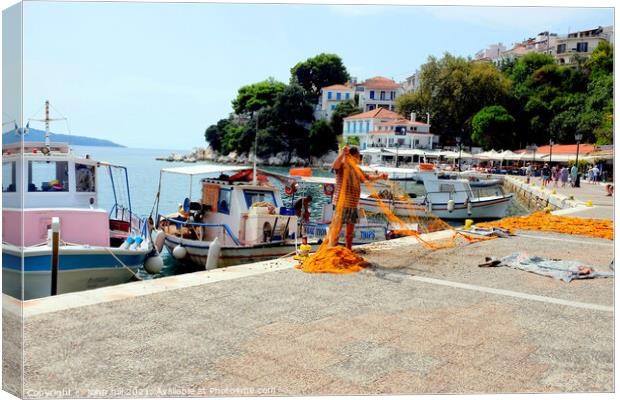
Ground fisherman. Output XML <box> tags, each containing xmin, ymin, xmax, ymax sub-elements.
<box><xmin>294</xmin><ymin>194</ymin><xmax>313</xmax><ymax>222</ymax></box>
<box><xmin>332</xmin><ymin>146</ymin><xmax>387</xmax><ymax>250</ymax></box>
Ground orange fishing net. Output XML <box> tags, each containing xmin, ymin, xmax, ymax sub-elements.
<box><xmin>476</xmin><ymin>212</ymin><xmax>614</xmax><ymax>240</ymax></box>
<box><xmin>297</xmin><ymin>155</ymin><xmax>495</xmax><ymax>274</ymax></box>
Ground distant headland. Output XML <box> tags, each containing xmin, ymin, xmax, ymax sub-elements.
<box><xmin>2</xmin><ymin>128</ymin><xmax>125</xmax><ymax>148</ymax></box>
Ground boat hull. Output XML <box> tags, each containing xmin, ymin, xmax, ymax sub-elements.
<box><xmin>2</xmin><ymin>245</ymin><xmax>148</xmax><ymax>300</ymax></box>
<box><xmin>163</xmin><ymin>235</ymin><xmax>311</xmax><ymax>269</ymax></box>
<box><xmin>359</xmin><ymin>194</ymin><xmax>513</xmax><ymax>220</ymax></box>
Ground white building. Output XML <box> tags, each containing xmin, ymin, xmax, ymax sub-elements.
<box><xmin>354</xmin><ymin>76</ymin><xmax>403</xmax><ymax>112</ymax></box>
<box><xmin>555</xmin><ymin>26</ymin><xmax>613</xmax><ymax>66</ymax></box>
<box><xmin>475</xmin><ymin>43</ymin><xmax>507</xmax><ymax>62</ymax></box>
<box><xmin>342</xmin><ymin>108</ymin><xmax>439</xmax><ymax>150</ymax></box>
<box><xmin>314</xmin><ymin>84</ymin><xmax>355</xmax><ymax>120</ymax></box>
<box><xmin>401</xmin><ymin>71</ymin><xmax>420</xmax><ymax>93</ymax></box>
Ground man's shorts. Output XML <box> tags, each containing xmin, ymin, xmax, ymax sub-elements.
<box><xmin>342</xmin><ymin>207</ymin><xmax>359</xmax><ymax>225</ymax></box>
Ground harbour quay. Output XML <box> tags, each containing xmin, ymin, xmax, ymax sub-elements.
<box><xmin>4</xmin><ymin>202</ymin><xmax>613</xmax><ymax>396</ymax></box>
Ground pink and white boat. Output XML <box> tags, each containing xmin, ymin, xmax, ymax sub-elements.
<box><xmin>2</xmin><ymin>110</ymin><xmax>151</xmax><ymax>300</ymax></box>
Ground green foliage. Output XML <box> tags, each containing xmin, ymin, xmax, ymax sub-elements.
<box><xmin>471</xmin><ymin>106</ymin><xmax>516</xmax><ymax>149</ymax></box>
<box><xmin>290</xmin><ymin>53</ymin><xmax>350</xmax><ymax>97</ymax></box>
<box><xmin>308</xmin><ymin>120</ymin><xmax>338</xmax><ymax>157</ymax></box>
<box><xmin>395</xmin><ymin>53</ymin><xmax>511</xmax><ymax>145</ymax></box>
<box><xmin>232</xmin><ymin>78</ymin><xmax>286</xmax><ymax>115</ymax></box>
<box><xmin>345</xmin><ymin>136</ymin><xmax>360</xmax><ymax>145</ymax></box>
<box><xmin>330</xmin><ymin>100</ymin><xmax>362</xmax><ymax>136</ymax></box>
<box><xmin>204</xmin><ymin>118</ymin><xmax>231</xmax><ymax>153</ymax></box>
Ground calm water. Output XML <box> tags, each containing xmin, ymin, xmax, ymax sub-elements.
<box><xmin>74</xmin><ymin>146</ymin><xmax>528</xmax><ymax>277</ymax></box>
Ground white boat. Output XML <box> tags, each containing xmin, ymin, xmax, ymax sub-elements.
<box><xmin>2</xmin><ymin>103</ymin><xmax>151</xmax><ymax>300</ymax></box>
<box><xmin>152</xmin><ymin>166</ymin><xmax>387</xmax><ymax>269</ymax></box>
<box><xmin>358</xmin><ymin>176</ymin><xmax>513</xmax><ymax>220</ymax></box>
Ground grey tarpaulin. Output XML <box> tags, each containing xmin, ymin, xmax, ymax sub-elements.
<box><xmin>498</xmin><ymin>253</ymin><xmax>614</xmax><ymax>283</ymax></box>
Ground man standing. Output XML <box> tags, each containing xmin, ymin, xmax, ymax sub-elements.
<box><xmin>571</xmin><ymin>164</ymin><xmax>578</xmax><ymax>187</ymax></box>
<box><xmin>332</xmin><ymin>146</ymin><xmax>387</xmax><ymax>250</ymax></box>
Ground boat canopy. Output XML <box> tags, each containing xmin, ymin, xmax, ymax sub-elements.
<box><xmin>160</xmin><ymin>164</ymin><xmax>249</xmax><ymax>176</ymax></box>
<box><xmin>296</xmin><ymin>176</ymin><xmax>337</xmax><ymax>185</ymax></box>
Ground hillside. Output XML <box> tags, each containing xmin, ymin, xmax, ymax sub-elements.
<box><xmin>2</xmin><ymin>128</ymin><xmax>124</xmax><ymax>147</ymax></box>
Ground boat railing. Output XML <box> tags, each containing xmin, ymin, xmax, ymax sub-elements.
<box><xmin>158</xmin><ymin>215</ymin><xmax>241</xmax><ymax>246</ymax></box>
<box><xmin>421</xmin><ymin>187</ymin><xmax>504</xmax><ymax>203</ymax></box>
<box><xmin>110</xmin><ymin>204</ymin><xmax>143</xmax><ymax>234</ymax></box>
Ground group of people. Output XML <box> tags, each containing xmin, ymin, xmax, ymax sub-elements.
<box><xmin>527</xmin><ymin>163</ymin><xmax>585</xmax><ymax>188</ymax></box>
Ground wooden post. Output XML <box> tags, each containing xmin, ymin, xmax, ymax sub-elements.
<box><xmin>51</xmin><ymin>217</ymin><xmax>60</xmax><ymax>296</ymax></box>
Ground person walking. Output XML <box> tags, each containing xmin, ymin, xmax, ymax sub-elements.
<box><xmin>560</xmin><ymin>166</ymin><xmax>569</xmax><ymax>187</ymax></box>
<box><xmin>526</xmin><ymin>163</ymin><xmax>533</xmax><ymax>184</ymax></box>
<box><xmin>570</xmin><ymin>164</ymin><xmax>578</xmax><ymax>187</ymax></box>
<box><xmin>541</xmin><ymin>163</ymin><xmax>550</xmax><ymax>187</ymax></box>
<box><xmin>552</xmin><ymin>165</ymin><xmax>559</xmax><ymax>188</ymax></box>
<box><xmin>592</xmin><ymin>165</ymin><xmax>600</xmax><ymax>184</ymax></box>
<box><xmin>332</xmin><ymin>146</ymin><xmax>387</xmax><ymax>250</ymax></box>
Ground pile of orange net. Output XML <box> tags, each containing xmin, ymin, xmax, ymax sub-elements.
<box><xmin>476</xmin><ymin>212</ymin><xmax>614</xmax><ymax>240</ymax></box>
<box><xmin>297</xmin><ymin>154</ymin><xmax>495</xmax><ymax>274</ymax></box>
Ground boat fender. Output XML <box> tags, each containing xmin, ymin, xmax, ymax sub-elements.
<box><xmin>426</xmin><ymin>201</ymin><xmax>432</xmax><ymax>213</ymax></box>
<box><xmin>205</xmin><ymin>237</ymin><xmax>221</xmax><ymax>270</ymax></box>
<box><xmin>447</xmin><ymin>199</ymin><xmax>455</xmax><ymax>213</ymax></box>
<box><xmin>466</xmin><ymin>199</ymin><xmax>473</xmax><ymax>216</ymax></box>
<box><xmin>121</xmin><ymin>236</ymin><xmax>135</xmax><ymax>250</ymax></box>
<box><xmin>154</xmin><ymin>230</ymin><xmax>166</xmax><ymax>253</ymax></box>
<box><xmin>130</xmin><ymin>236</ymin><xmax>144</xmax><ymax>250</ymax></box>
<box><xmin>172</xmin><ymin>245</ymin><xmax>187</xmax><ymax>259</ymax></box>
<box><xmin>144</xmin><ymin>251</ymin><xmax>164</xmax><ymax>274</ymax></box>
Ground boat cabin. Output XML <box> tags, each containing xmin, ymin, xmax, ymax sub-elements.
<box><xmin>2</xmin><ymin>142</ymin><xmax>138</xmax><ymax>247</ymax></box>
<box><xmin>157</xmin><ymin>166</ymin><xmax>298</xmax><ymax>247</ymax></box>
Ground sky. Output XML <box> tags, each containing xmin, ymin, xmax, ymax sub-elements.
<box><xmin>6</xmin><ymin>1</ymin><xmax>615</xmax><ymax>150</ymax></box>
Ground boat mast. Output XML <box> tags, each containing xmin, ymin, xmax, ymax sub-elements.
<box><xmin>44</xmin><ymin>100</ymin><xmax>51</xmax><ymax>150</ymax></box>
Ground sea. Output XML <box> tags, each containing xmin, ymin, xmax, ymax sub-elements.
<box><xmin>73</xmin><ymin>146</ymin><xmax>528</xmax><ymax>277</ymax></box>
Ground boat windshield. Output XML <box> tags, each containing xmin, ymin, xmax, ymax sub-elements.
<box><xmin>28</xmin><ymin>160</ymin><xmax>69</xmax><ymax>192</ymax></box>
<box><xmin>2</xmin><ymin>161</ymin><xmax>16</xmax><ymax>192</ymax></box>
<box><xmin>243</xmin><ymin>189</ymin><xmax>277</xmax><ymax>208</ymax></box>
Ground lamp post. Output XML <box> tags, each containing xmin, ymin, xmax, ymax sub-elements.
<box><xmin>574</xmin><ymin>133</ymin><xmax>583</xmax><ymax>187</ymax></box>
<box><xmin>455</xmin><ymin>135</ymin><xmax>462</xmax><ymax>172</ymax></box>
<box><xmin>549</xmin><ymin>139</ymin><xmax>554</xmax><ymax>165</ymax></box>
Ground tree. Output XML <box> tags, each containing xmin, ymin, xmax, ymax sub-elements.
<box><xmin>471</xmin><ymin>106</ymin><xmax>516</xmax><ymax>149</ymax></box>
<box><xmin>204</xmin><ymin>118</ymin><xmax>231</xmax><ymax>153</ymax></box>
<box><xmin>395</xmin><ymin>53</ymin><xmax>511</xmax><ymax>145</ymax></box>
<box><xmin>290</xmin><ymin>53</ymin><xmax>350</xmax><ymax>97</ymax></box>
<box><xmin>308</xmin><ymin>120</ymin><xmax>338</xmax><ymax>157</ymax></box>
<box><xmin>330</xmin><ymin>100</ymin><xmax>361</xmax><ymax>137</ymax></box>
<box><xmin>232</xmin><ymin>78</ymin><xmax>286</xmax><ymax>115</ymax></box>
<box><xmin>586</xmin><ymin>41</ymin><xmax>613</xmax><ymax>79</ymax></box>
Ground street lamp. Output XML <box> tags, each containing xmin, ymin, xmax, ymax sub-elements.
<box><xmin>574</xmin><ymin>133</ymin><xmax>583</xmax><ymax>187</ymax></box>
<box><xmin>455</xmin><ymin>135</ymin><xmax>462</xmax><ymax>172</ymax></box>
<box><xmin>549</xmin><ymin>139</ymin><xmax>554</xmax><ymax>165</ymax></box>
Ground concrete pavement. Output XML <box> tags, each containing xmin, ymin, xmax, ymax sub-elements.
<box><xmin>6</xmin><ymin>229</ymin><xmax>613</xmax><ymax>397</ymax></box>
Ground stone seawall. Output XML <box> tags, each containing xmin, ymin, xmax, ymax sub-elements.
<box><xmin>501</xmin><ymin>175</ymin><xmax>583</xmax><ymax>211</ymax></box>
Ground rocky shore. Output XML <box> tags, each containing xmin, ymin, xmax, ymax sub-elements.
<box><xmin>156</xmin><ymin>146</ymin><xmax>338</xmax><ymax>168</ymax></box>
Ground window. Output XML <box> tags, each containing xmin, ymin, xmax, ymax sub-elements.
<box><xmin>380</xmin><ymin>91</ymin><xmax>386</xmax><ymax>100</ymax></box>
<box><xmin>390</xmin><ymin>91</ymin><xmax>395</xmax><ymax>100</ymax></box>
<box><xmin>576</xmin><ymin>42</ymin><xmax>588</xmax><ymax>52</ymax></box>
<box><xmin>365</xmin><ymin>121</ymin><xmax>370</xmax><ymax>132</ymax></box>
<box><xmin>557</xmin><ymin>44</ymin><xmax>566</xmax><ymax>53</ymax></box>
<box><xmin>346</xmin><ymin>121</ymin><xmax>351</xmax><ymax>133</ymax></box>
<box><xmin>336</xmin><ymin>92</ymin><xmax>341</xmax><ymax>100</ymax></box>
<box><xmin>369</xmin><ymin>90</ymin><xmax>375</xmax><ymax>99</ymax></box>
<box><xmin>3</xmin><ymin>161</ymin><xmax>16</xmax><ymax>192</ymax></box>
<box><xmin>345</xmin><ymin>93</ymin><xmax>350</xmax><ymax>100</ymax></box>
<box><xmin>331</xmin><ymin>105</ymin><xmax>336</xmax><ymax>110</ymax></box>
<box><xmin>218</xmin><ymin>189</ymin><xmax>232</xmax><ymax>214</ymax></box>
<box><xmin>353</xmin><ymin>121</ymin><xmax>357</xmax><ymax>133</ymax></box>
<box><xmin>243</xmin><ymin>190</ymin><xmax>277</xmax><ymax>209</ymax></box>
<box><xmin>327</xmin><ymin>91</ymin><xmax>332</xmax><ymax>99</ymax></box>
<box><xmin>75</xmin><ymin>163</ymin><xmax>96</xmax><ymax>192</ymax></box>
<box><xmin>28</xmin><ymin>161</ymin><xmax>69</xmax><ymax>192</ymax></box>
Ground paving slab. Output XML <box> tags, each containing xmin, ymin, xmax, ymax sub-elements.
<box><xmin>6</xmin><ymin>228</ymin><xmax>614</xmax><ymax>397</ymax></box>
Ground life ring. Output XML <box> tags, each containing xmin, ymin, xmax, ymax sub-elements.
<box><xmin>323</xmin><ymin>183</ymin><xmax>335</xmax><ymax>197</ymax></box>
<box><xmin>284</xmin><ymin>182</ymin><xmax>298</xmax><ymax>196</ymax></box>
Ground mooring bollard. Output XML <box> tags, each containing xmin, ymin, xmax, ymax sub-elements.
<box><xmin>51</xmin><ymin>217</ymin><xmax>60</xmax><ymax>296</ymax></box>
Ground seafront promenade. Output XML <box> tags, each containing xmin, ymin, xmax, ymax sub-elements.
<box><xmin>3</xmin><ymin>181</ymin><xmax>614</xmax><ymax>396</ymax></box>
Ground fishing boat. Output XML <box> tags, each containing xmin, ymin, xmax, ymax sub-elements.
<box><xmin>152</xmin><ymin>165</ymin><xmax>388</xmax><ymax>269</ymax></box>
<box><xmin>358</xmin><ymin>175</ymin><xmax>513</xmax><ymax>220</ymax></box>
<box><xmin>2</xmin><ymin>102</ymin><xmax>151</xmax><ymax>300</ymax></box>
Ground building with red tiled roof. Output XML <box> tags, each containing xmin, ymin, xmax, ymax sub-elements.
<box><xmin>315</xmin><ymin>83</ymin><xmax>355</xmax><ymax>120</ymax></box>
<box><xmin>353</xmin><ymin>76</ymin><xmax>404</xmax><ymax>113</ymax></box>
<box><xmin>343</xmin><ymin>108</ymin><xmax>438</xmax><ymax>150</ymax></box>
